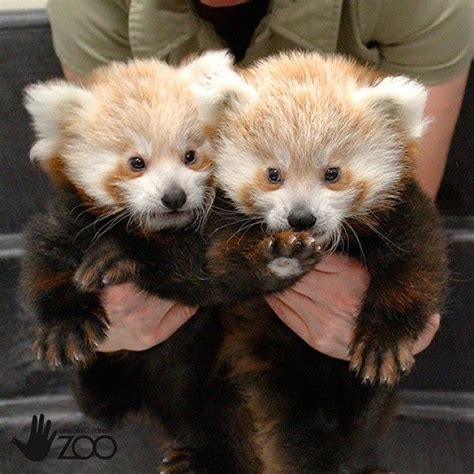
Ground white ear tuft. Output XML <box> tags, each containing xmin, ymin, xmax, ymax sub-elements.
<box><xmin>181</xmin><ymin>50</ymin><xmax>235</xmax><ymax>80</ymax></box>
<box><xmin>24</xmin><ymin>81</ymin><xmax>95</xmax><ymax>161</ymax></box>
<box><xmin>353</xmin><ymin>76</ymin><xmax>428</xmax><ymax>138</ymax></box>
<box><xmin>182</xmin><ymin>50</ymin><xmax>257</xmax><ymax>125</ymax></box>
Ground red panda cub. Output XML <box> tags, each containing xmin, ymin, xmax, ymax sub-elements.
<box><xmin>173</xmin><ymin>51</ymin><xmax>447</xmax><ymax>472</ymax></box>
<box><xmin>200</xmin><ymin>51</ymin><xmax>448</xmax><ymax>386</ymax></box>
<box><xmin>21</xmin><ymin>56</ymin><xmax>218</xmax><ymax>366</ymax></box>
<box><xmin>22</xmin><ymin>54</ymin><xmax>319</xmax><ymax>368</ymax></box>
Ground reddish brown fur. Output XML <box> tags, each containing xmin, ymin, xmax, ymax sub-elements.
<box><xmin>215</xmin><ymin>303</ymin><xmax>291</xmax><ymax>473</ymax></box>
<box><xmin>187</xmin><ymin>150</ymin><xmax>213</xmax><ymax>172</ymax></box>
<box><xmin>23</xmin><ymin>270</ymin><xmax>71</xmax><ymax>296</ymax></box>
<box><xmin>238</xmin><ymin>171</ymin><xmax>282</xmax><ymax>211</ymax></box>
<box><xmin>103</xmin><ymin>159</ymin><xmax>145</xmax><ymax>207</ymax></box>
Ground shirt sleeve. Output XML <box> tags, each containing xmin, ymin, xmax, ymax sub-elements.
<box><xmin>369</xmin><ymin>0</ymin><xmax>473</xmax><ymax>84</ymax></box>
<box><xmin>47</xmin><ymin>0</ymin><xmax>133</xmax><ymax>77</ymax></box>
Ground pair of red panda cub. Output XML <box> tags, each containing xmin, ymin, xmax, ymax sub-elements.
<box><xmin>23</xmin><ymin>51</ymin><xmax>447</xmax><ymax>473</ymax></box>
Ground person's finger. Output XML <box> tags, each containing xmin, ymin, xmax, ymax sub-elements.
<box><xmin>101</xmin><ymin>283</ymin><xmax>142</xmax><ymax>306</ymax></box>
<box><xmin>266</xmin><ymin>295</ymin><xmax>351</xmax><ymax>360</ymax></box>
<box><xmin>266</xmin><ymin>295</ymin><xmax>311</xmax><ymax>346</ymax></box>
<box><xmin>293</xmin><ymin>266</ymin><xmax>368</xmax><ymax>303</ymax></box>
<box><xmin>269</xmin><ymin>290</ymin><xmax>353</xmax><ymax>354</ymax></box>
<box><xmin>100</xmin><ymin>283</ymin><xmax>148</xmax><ymax>323</ymax></box>
<box><xmin>412</xmin><ymin>313</ymin><xmax>441</xmax><ymax>355</ymax></box>
<box><xmin>152</xmin><ymin>304</ymin><xmax>199</xmax><ymax>344</ymax></box>
<box><xmin>31</xmin><ymin>414</ymin><xmax>37</xmax><ymax>435</ymax></box>
<box><xmin>99</xmin><ymin>302</ymin><xmax>195</xmax><ymax>352</ymax></box>
<box><xmin>272</xmin><ymin>288</ymin><xmax>326</xmax><ymax>326</ymax></box>
<box><xmin>129</xmin><ymin>294</ymin><xmax>175</xmax><ymax>323</ymax></box>
<box><xmin>287</xmin><ymin>273</ymin><xmax>363</xmax><ymax>321</ymax></box>
<box><xmin>101</xmin><ymin>284</ymin><xmax>176</xmax><ymax>328</ymax></box>
<box><xmin>38</xmin><ymin>413</ymin><xmax>44</xmax><ymax>434</ymax></box>
<box><xmin>314</xmin><ymin>253</ymin><xmax>352</xmax><ymax>273</ymax></box>
<box><xmin>44</xmin><ymin>419</ymin><xmax>51</xmax><ymax>438</ymax></box>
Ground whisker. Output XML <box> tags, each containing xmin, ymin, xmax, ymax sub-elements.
<box><xmin>350</xmin><ymin>215</ymin><xmax>406</xmax><ymax>254</ymax></box>
<box><xmin>90</xmin><ymin>212</ymin><xmax>128</xmax><ymax>245</ymax></box>
<box><xmin>344</xmin><ymin>221</ymin><xmax>367</xmax><ymax>266</ymax></box>
<box><xmin>74</xmin><ymin>208</ymin><xmax>123</xmax><ymax>241</ymax></box>
<box><xmin>227</xmin><ymin>218</ymin><xmax>264</xmax><ymax>244</ymax></box>
<box><xmin>206</xmin><ymin>211</ymin><xmax>259</xmax><ymax>239</ymax></box>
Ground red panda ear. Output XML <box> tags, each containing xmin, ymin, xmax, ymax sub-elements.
<box><xmin>24</xmin><ymin>80</ymin><xmax>95</xmax><ymax>162</ymax></box>
<box><xmin>353</xmin><ymin>76</ymin><xmax>428</xmax><ymax>139</ymax></box>
<box><xmin>181</xmin><ymin>50</ymin><xmax>235</xmax><ymax>80</ymax></box>
<box><xmin>185</xmin><ymin>51</ymin><xmax>257</xmax><ymax>126</ymax></box>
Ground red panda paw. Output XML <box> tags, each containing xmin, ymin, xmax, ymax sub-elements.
<box><xmin>262</xmin><ymin>231</ymin><xmax>322</xmax><ymax>279</ymax></box>
<box><xmin>33</xmin><ymin>318</ymin><xmax>108</xmax><ymax>368</ymax></box>
<box><xmin>349</xmin><ymin>336</ymin><xmax>415</xmax><ymax>387</ymax></box>
<box><xmin>74</xmin><ymin>256</ymin><xmax>138</xmax><ymax>292</ymax></box>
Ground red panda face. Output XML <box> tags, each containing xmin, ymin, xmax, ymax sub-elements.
<box><xmin>59</xmin><ymin>80</ymin><xmax>214</xmax><ymax>231</ymax></box>
<box><xmin>197</xmin><ymin>52</ymin><xmax>427</xmax><ymax>249</ymax></box>
<box><xmin>24</xmin><ymin>57</ymin><xmax>232</xmax><ymax>231</ymax></box>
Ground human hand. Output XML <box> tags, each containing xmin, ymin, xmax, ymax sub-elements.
<box><xmin>265</xmin><ymin>254</ymin><xmax>440</xmax><ymax>360</ymax></box>
<box><xmin>97</xmin><ymin>284</ymin><xmax>198</xmax><ymax>352</ymax></box>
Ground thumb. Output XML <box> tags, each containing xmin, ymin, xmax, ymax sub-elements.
<box><xmin>155</xmin><ymin>304</ymin><xmax>199</xmax><ymax>343</ymax></box>
<box><xmin>413</xmin><ymin>313</ymin><xmax>441</xmax><ymax>355</ymax></box>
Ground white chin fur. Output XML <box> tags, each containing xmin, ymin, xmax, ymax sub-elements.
<box><xmin>139</xmin><ymin>211</ymin><xmax>195</xmax><ymax>231</ymax></box>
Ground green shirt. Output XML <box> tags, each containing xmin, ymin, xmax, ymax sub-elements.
<box><xmin>48</xmin><ymin>0</ymin><xmax>473</xmax><ymax>84</ymax></box>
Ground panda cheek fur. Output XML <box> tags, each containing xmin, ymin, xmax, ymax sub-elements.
<box><xmin>187</xmin><ymin>150</ymin><xmax>213</xmax><ymax>173</ymax></box>
<box><xmin>237</xmin><ymin>183</ymin><xmax>257</xmax><ymax>213</ymax></box>
<box><xmin>102</xmin><ymin>164</ymin><xmax>145</xmax><ymax>210</ymax></box>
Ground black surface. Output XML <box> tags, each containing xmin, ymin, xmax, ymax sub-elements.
<box><xmin>0</xmin><ymin>256</ymin><xmax>68</xmax><ymax>399</ymax></box>
<box><xmin>437</xmin><ymin>65</ymin><xmax>474</xmax><ymax>216</ymax></box>
<box><xmin>0</xmin><ymin>11</ymin><xmax>59</xmax><ymax>235</ymax></box>
<box><xmin>401</xmin><ymin>224</ymin><xmax>474</xmax><ymax>392</ymax></box>
<box><xmin>360</xmin><ymin>417</ymin><xmax>474</xmax><ymax>473</ymax></box>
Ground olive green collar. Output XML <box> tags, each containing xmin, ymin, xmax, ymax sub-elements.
<box><xmin>128</xmin><ymin>0</ymin><xmax>343</xmax><ymax>65</ymax></box>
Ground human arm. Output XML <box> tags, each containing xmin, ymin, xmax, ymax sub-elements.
<box><xmin>62</xmin><ymin>64</ymin><xmax>83</xmax><ymax>83</ymax></box>
<box><xmin>416</xmin><ymin>70</ymin><xmax>469</xmax><ymax>199</ymax></box>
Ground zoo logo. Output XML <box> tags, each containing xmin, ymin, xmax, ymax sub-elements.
<box><xmin>11</xmin><ymin>414</ymin><xmax>117</xmax><ymax>462</ymax></box>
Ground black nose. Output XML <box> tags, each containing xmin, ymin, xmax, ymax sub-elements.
<box><xmin>287</xmin><ymin>209</ymin><xmax>316</xmax><ymax>230</ymax></box>
<box><xmin>161</xmin><ymin>187</ymin><xmax>187</xmax><ymax>210</ymax></box>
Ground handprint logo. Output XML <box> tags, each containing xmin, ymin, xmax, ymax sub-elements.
<box><xmin>11</xmin><ymin>414</ymin><xmax>57</xmax><ymax>462</ymax></box>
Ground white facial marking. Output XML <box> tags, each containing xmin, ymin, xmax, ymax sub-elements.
<box><xmin>117</xmin><ymin>157</ymin><xmax>211</xmax><ymax>231</ymax></box>
<box><xmin>352</xmin><ymin>76</ymin><xmax>428</xmax><ymax>139</ymax></box>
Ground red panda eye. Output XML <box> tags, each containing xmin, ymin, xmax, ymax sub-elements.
<box><xmin>325</xmin><ymin>167</ymin><xmax>341</xmax><ymax>183</ymax></box>
<box><xmin>267</xmin><ymin>168</ymin><xmax>282</xmax><ymax>184</ymax></box>
<box><xmin>184</xmin><ymin>150</ymin><xmax>197</xmax><ymax>165</ymax></box>
<box><xmin>129</xmin><ymin>156</ymin><xmax>146</xmax><ymax>171</ymax></box>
